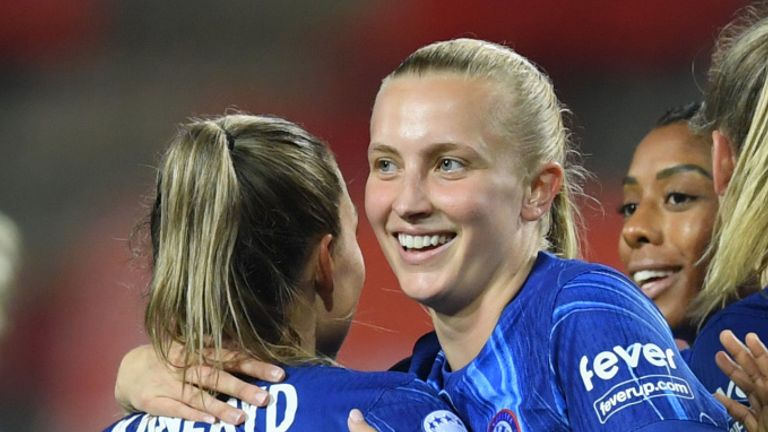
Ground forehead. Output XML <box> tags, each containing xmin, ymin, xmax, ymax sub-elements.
<box><xmin>629</xmin><ymin>123</ymin><xmax>711</xmax><ymax>172</ymax></box>
<box><xmin>370</xmin><ymin>74</ymin><xmax>501</xmax><ymax>146</ymax></box>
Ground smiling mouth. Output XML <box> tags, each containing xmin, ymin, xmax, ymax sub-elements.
<box><xmin>396</xmin><ymin>233</ymin><xmax>456</xmax><ymax>251</ymax></box>
<box><xmin>631</xmin><ymin>268</ymin><xmax>681</xmax><ymax>298</ymax></box>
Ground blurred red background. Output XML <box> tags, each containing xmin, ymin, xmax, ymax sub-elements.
<box><xmin>0</xmin><ymin>1</ymin><xmax>747</xmax><ymax>430</ymax></box>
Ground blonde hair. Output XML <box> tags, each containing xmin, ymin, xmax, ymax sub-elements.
<box><xmin>145</xmin><ymin>114</ymin><xmax>344</xmax><ymax>374</ymax></box>
<box><xmin>384</xmin><ymin>38</ymin><xmax>586</xmax><ymax>258</ymax></box>
<box><xmin>690</xmin><ymin>5</ymin><xmax>768</xmax><ymax>323</ymax></box>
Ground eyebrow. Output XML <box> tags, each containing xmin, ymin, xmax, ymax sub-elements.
<box><xmin>623</xmin><ymin>163</ymin><xmax>712</xmax><ymax>185</ymax></box>
<box><xmin>367</xmin><ymin>143</ymin><xmax>398</xmax><ymax>156</ymax></box>
<box><xmin>369</xmin><ymin>142</ymin><xmax>484</xmax><ymax>161</ymax></box>
<box><xmin>622</xmin><ymin>177</ymin><xmax>638</xmax><ymax>186</ymax></box>
<box><xmin>656</xmin><ymin>164</ymin><xmax>713</xmax><ymax>180</ymax></box>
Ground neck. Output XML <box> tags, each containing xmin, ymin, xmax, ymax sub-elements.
<box><xmin>289</xmin><ymin>281</ymin><xmax>318</xmax><ymax>356</ymax></box>
<box><xmin>430</xmin><ymin>250</ymin><xmax>538</xmax><ymax>371</ymax></box>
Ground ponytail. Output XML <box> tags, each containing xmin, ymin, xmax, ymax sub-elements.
<box><xmin>547</xmin><ymin>179</ymin><xmax>581</xmax><ymax>259</ymax></box>
<box><xmin>545</xmin><ymin>144</ymin><xmax>587</xmax><ymax>259</ymax></box>
<box><xmin>145</xmin><ymin>121</ymin><xmax>240</xmax><ymax>369</ymax></box>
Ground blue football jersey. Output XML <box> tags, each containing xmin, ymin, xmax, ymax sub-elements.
<box><xmin>420</xmin><ymin>252</ymin><xmax>730</xmax><ymax>431</ymax></box>
<box><xmin>103</xmin><ymin>365</ymin><xmax>467</xmax><ymax>432</ymax></box>
<box><xmin>684</xmin><ymin>288</ymin><xmax>768</xmax><ymax>432</ymax></box>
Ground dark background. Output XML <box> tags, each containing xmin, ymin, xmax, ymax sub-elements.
<box><xmin>0</xmin><ymin>1</ymin><xmax>747</xmax><ymax>429</ymax></box>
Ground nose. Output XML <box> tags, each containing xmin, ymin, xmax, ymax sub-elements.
<box><xmin>621</xmin><ymin>202</ymin><xmax>662</xmax><ymax>249</ymax></box>
<box><xmin>392</xmin><ymin>171</ymin><xmax>432</xmax><ymax>222</ymax></box>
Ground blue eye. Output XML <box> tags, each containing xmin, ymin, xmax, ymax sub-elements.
<box><xmin>438</xmin><ymin>158</ymin><xmax>464</xmax><ymax>172</ymax></box>
<box><xmin>375</xmin><ymin>159</ymin><xmax>396</xmax><ymax>173</ymax></box>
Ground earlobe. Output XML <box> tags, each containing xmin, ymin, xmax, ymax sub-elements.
<box><xmin>522</xmin><ymin>162</ymin><xmax>564</xmax><ymax>221</ymax></box>
<box><xmin>314</xmin><ymin>234</ymin><xmax>335</xmax><ymax>312</ymax></box>
<box><xmin>712</xmin><ymin>130</ymin><xmax>735</xmax><ymax>196</ymax></box>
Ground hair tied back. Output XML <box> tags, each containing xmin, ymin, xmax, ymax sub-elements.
<box><xmin>224</xmin><ymin>129</ymin><xmax>236</xmax><ymax>151</ymax></box>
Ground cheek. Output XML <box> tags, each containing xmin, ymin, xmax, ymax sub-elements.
<box><xmin>353</xmin><ymin>244</ymin><xmax>365</xmax><ymax>290</ymax></box>
<box><xmin>672</xmin><ymin>212</ymin><xmax>715</xmax><ymax>261</ymax></box>
<box><xmin>433</xmin><ymin>180</ymin><xmax>520</xmax><ymax>224</ymax></box>
<box><xmin>340</xmin><ymin>241</ymin><xmax>366</xmax><ymax>304</ymax></box>
<box><xmin>617</xmin><ymin>239</ymin><xmax>630</xmax><ymax>268</ymax></box>
<box><xmin>364</xmin><ymin>179</ymin><xmax>389</xmax><ymax>226</ymax></box>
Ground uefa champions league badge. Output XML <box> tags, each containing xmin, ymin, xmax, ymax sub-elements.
<box><xmin>488</xmin><ymin>409</ymin><xmax>521</xmax><ymax>432</ymax></box>
<box><xmin>422</xmin><ymin>410</ymin><xmax>467</xmax><ymax>432</ymax></box>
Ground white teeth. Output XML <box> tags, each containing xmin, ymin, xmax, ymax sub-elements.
<box><xmin>397</xmin><ymin>233</ymin><xmax>452</xmax><ymax>250</ymax></box>
<box><xmin>414</xmin><ymin>236</ymin><xmax>424</xmax><ymax>249</ymax></box>
<box><xmin>633</xmin><ymin>269</ymin><xmax>675</xmax><ymax>285</ymax></box>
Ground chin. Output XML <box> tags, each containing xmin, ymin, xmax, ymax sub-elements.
<box><xmin>398</xmin><ymin>275</ymin><xmax>444</xmax><ymax>302</ymax></box>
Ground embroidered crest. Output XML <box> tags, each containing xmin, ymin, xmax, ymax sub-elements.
<box><xmin>488</xmin><ymin>409</ymin><xmax>521</xmax><ymax>432</ymax></box>
<box><xmin>422</xmin><ymin>409</ymin><xmax>467</xmax><ymax>432</ymax></box>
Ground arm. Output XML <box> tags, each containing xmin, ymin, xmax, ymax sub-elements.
<box><xmin>715</xmin><ymin>331</ymin><xmax>768</xmax><ymax>432</ymax></box>
<box><xmin>553</xmin><ymin>269</ymin><xmax>730</xmax><ymax>430</ymax></box>
<box><xmin>115</xmin><ymin>344</ymin><xmax>285</xmax><ymax>425</ymax></box>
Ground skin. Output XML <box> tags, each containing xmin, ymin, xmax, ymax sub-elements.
<box><xmin>618</xmin><ymin>123</ymin><xmax>717</xmax><ymax>334</ymax></box>
<box><xmin>365</xmin><ymin>73</ymin><xmax>560</xmax><ymax>370</ymax></box>
<box><xmin>313</xmin><ymin>189</ymin><xmax>366</xmax><ymax>358</ymax></box>
<box><xmin>715</xmin><ymin>331</ymin><xmax>768</xmax><ymax>432</ymax></box>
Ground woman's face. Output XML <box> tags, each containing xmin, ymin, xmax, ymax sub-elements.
<box><xmin>365</xmin><ymin>73</ymin><xmax>533</xmax><ymax>314</ymax></box>
<box><xmin>618</xmin><ymin>123</ymin><xmax>717</xmax><ymax>330</ymax></box>
<box><xmin>315</xmin><ymin>184</ymin><xmax>365</xmax><ymax>358</ymax></box>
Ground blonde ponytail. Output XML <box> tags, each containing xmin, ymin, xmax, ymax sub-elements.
<box><xmin>146</xmin><ymin>122</ymin><xmax>241</xmax><ymax>368</ymax></box>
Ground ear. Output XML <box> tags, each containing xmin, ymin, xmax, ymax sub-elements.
<box><xmin>314</xmin><ymin>234</ymin><xmax>335</xmax><ymax>312</ymax></box>
<box><xmin>712</xmin><ymin>130</ymin><xmax>736</xmax><ymax>196</ymax></box>
<box><xmin>521</xmin><ymin>162</ymin><xmax>564</xmax><ymax>222</ymax></box>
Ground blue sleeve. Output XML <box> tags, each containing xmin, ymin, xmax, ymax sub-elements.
<box><xmin>365</xmin><ymin>379</ymin><xmax>468</xmax><ymax>432</ymax></box>
<box><xmin>551</xmin><ymin>269</ymin><xmax>730</xmax><ymax>431</ymax></box>
<box><xmin>634</xmin><ymin>419</ymin><xmax>730</xmax><ymax>431</ymax></box>
<box><xmin>687</xmin><ymin>301</ymin><xmax>768</xmax><ymax>404</ymax></box>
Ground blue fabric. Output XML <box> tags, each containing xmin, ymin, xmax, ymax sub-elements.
<box><xmin>634</xmin><ymin>419</ymin><xmax>730</xmax><ymax>431</ymax></box>
<box><xmin>103</xmin><ymin>365</ymin><xmax>467</xmax><ymax>432</ymax></box>
<box><xmin>686</xmin><ymin>288</ymin><xmax>768</xmax><ymax>405</ymax></box>
<box><xmin>395</xmin><ymin>331</ymin><xmax>440</xmax><ymax>378</ymax></box>
<box><xmin>415</xmin><ymin>252</ymin><xmax>730</xmax><ymax>431</ymax></box>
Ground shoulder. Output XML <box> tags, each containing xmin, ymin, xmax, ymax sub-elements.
<box><xmin>305</xmin><ymin>367</ymin><xmax>447</xmax><ymax>408</ymax></box>
<box><xmin>288</xmin><ymin>365</ymin><xmax>422</xmax><ymax>394</ymax></box>
<box><xmin>356</xmin><ymin>370</ymin><xmax>468</xmax><ymax>432</ymax></box>
<box><xmin>696</xmin><ymin>287</ymin><xmax>768</xmax><ymax>342</ymax></box>
<box><xmin>531</xmin><ymin>252</ymin><xmax>635</xmax><ymax>296</ymax></box>
<box><xmin>689</xmin><ymin>288</ymin><xmax>768</xmax><ymax>367</ymax></box>
<box><xmin>542</xmin><ymin>255</ymin><xmax>655</xmax><ymax>325</ymax></box>
<box><xmin>103</xmin><ymin>367</ymin><xmax>461</xmax><ymax>432</ymax></box>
